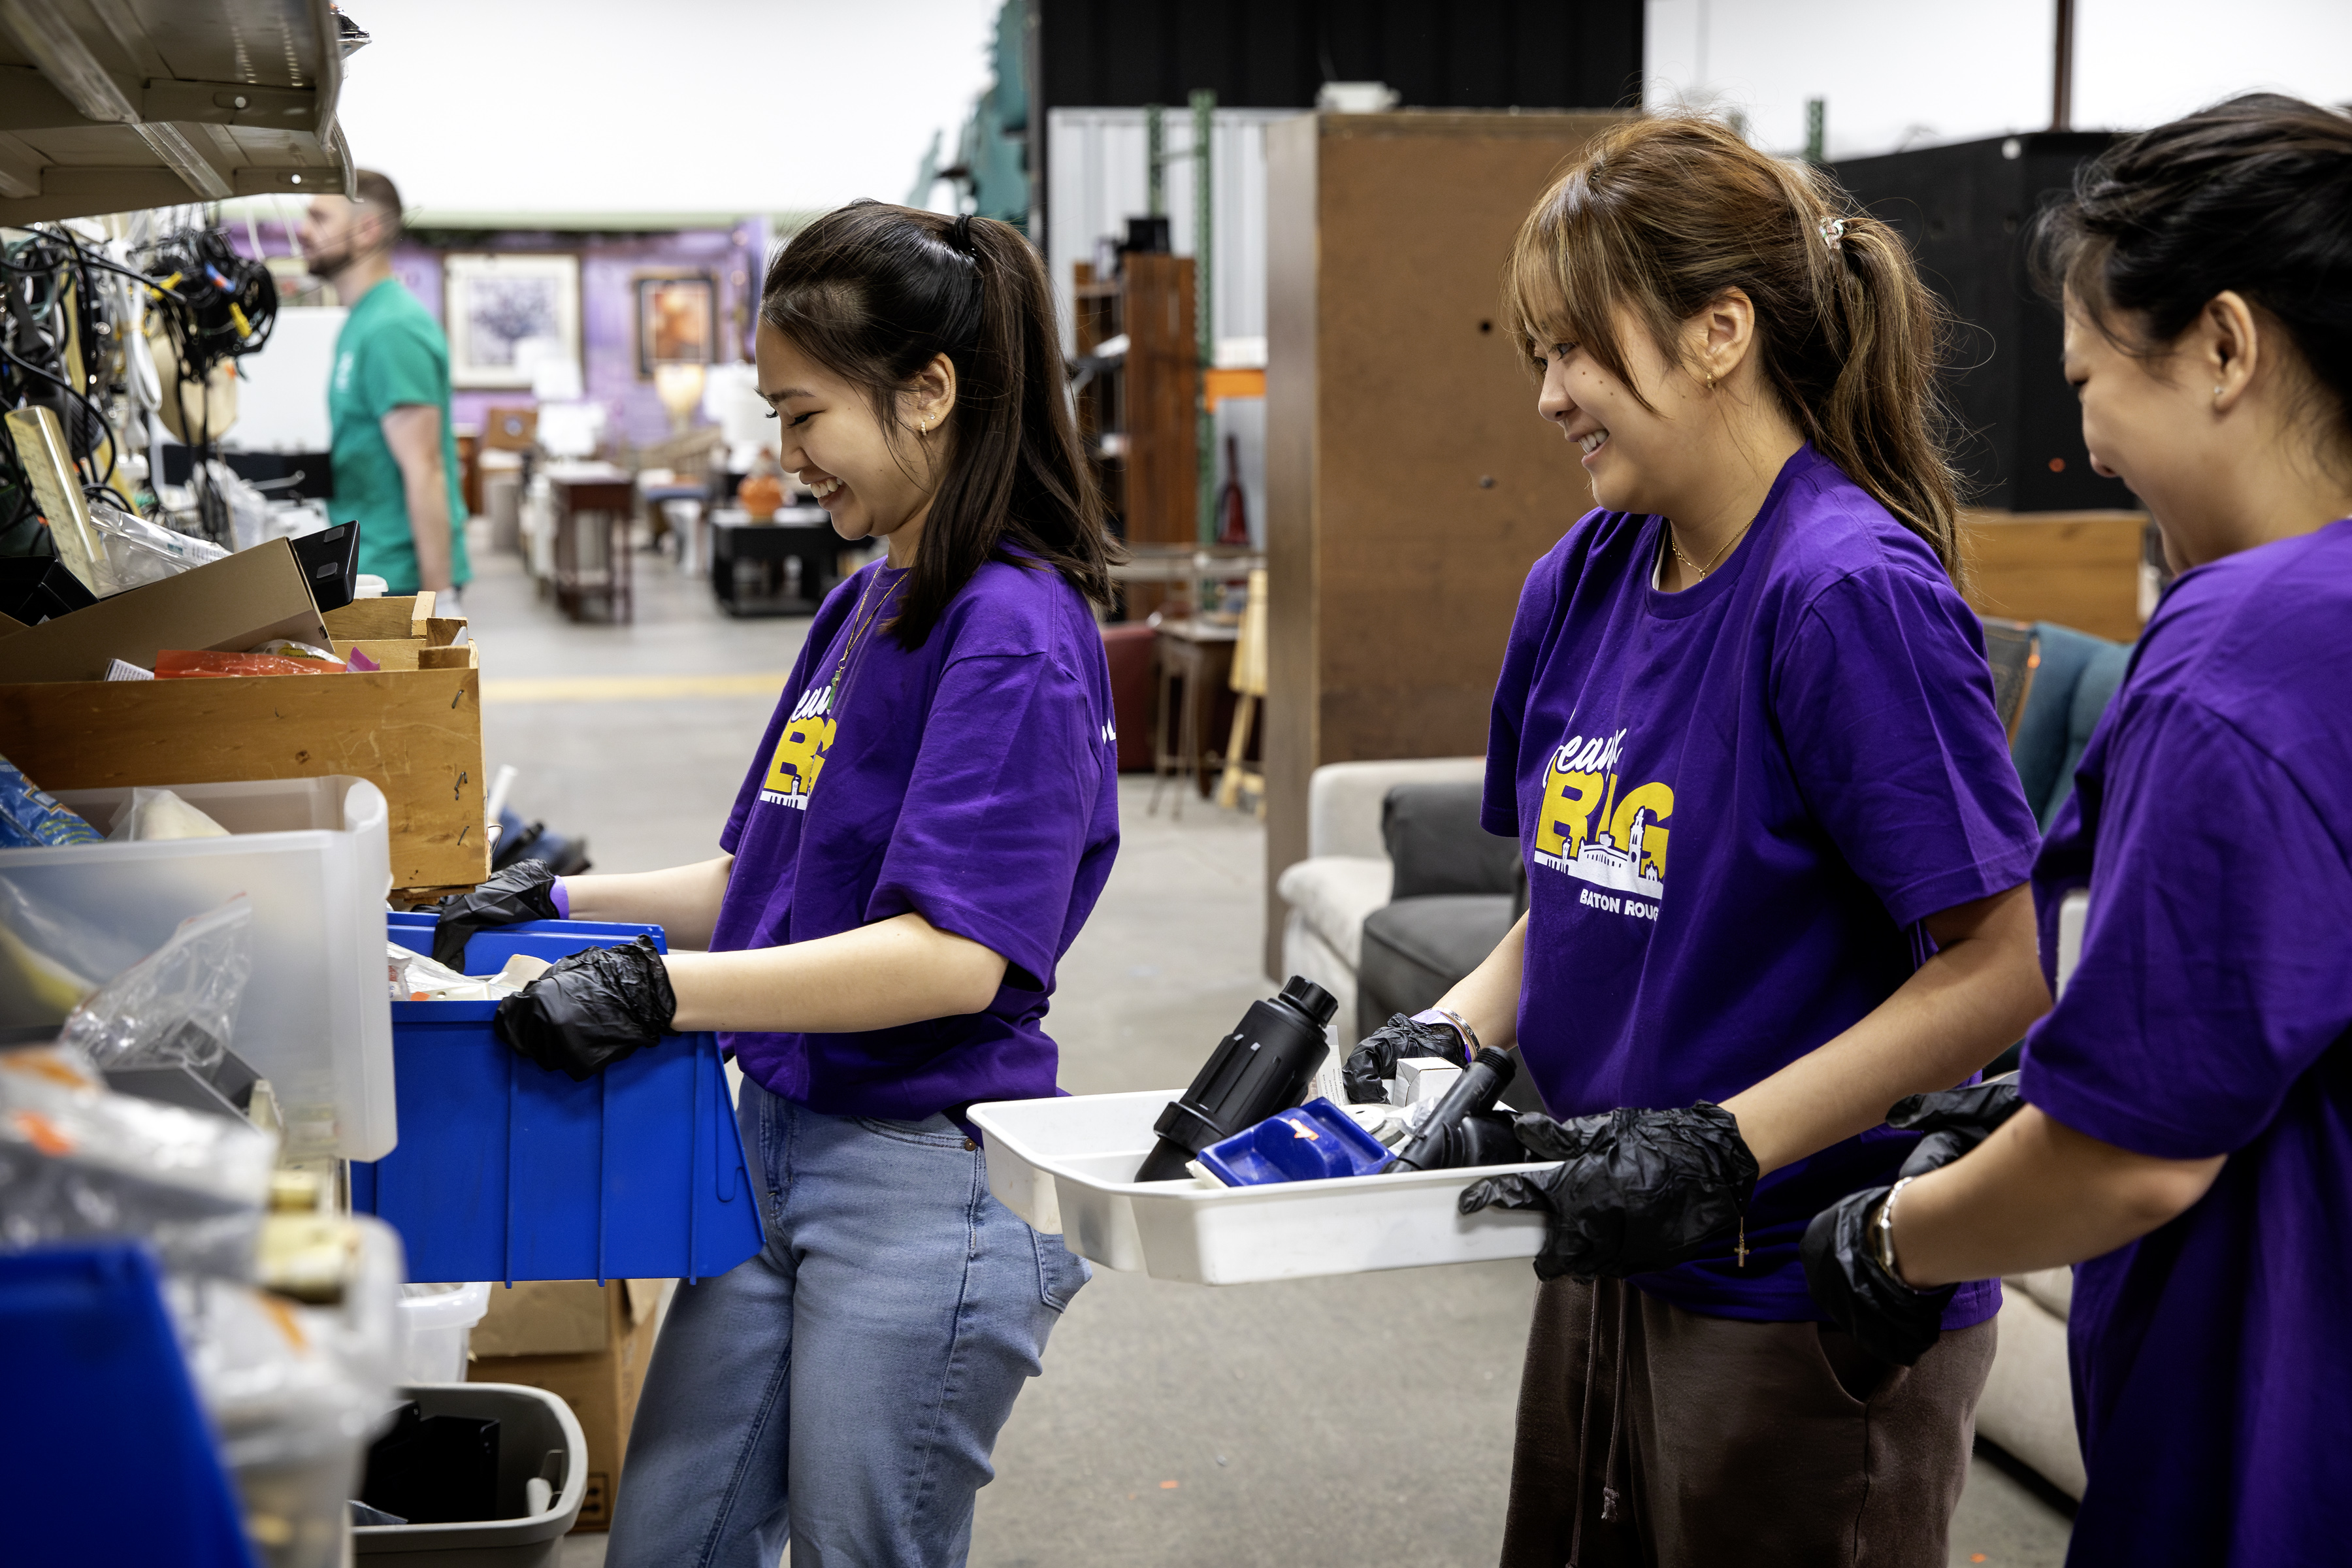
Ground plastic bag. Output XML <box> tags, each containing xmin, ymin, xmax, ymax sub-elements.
<box><xmin>105</xmin><ymin>787</ymin><xmax>231</xmax><ymax>843</ymax></box>
<box><xmin>87</xmin><ymin>497</ymin><xmax>227</xmax><ymax>593</ymax></box>
<box><xmin>0</xmin><ymin>873</ymin><xmax>147</xmax><ymax>1025</ymax></box>
<box><xmin>0</xmin><ymin>1040</ymin><xmax>276</xmax><ymax>1277</ymax></box>
<box><xmin>169</xmin><ymin>1213</ymin><xmax>404</xmax><ymax>1568</ymax></box>
<box><xmin>155</xmin><ymin>649</ymin><xmax>346</xmax><ymax>679</ymax></box>
<box><xmin>388</xmin><ymin>942</ymin><xmax>546</xmax><ymax>1002</ymax></box>
<box><xmin>62</xmin><ymin>895</ymin><xmax>253</xmax><ymax>1072</ymax></box>
<box><xmin>0</xmin><ymin>753</ymin><xmax>102</xmax><ymax>847</ymax></box>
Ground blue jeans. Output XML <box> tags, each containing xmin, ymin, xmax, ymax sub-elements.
<box><xmin>606</xmin><ymin>1079</ymin><xmax>1090</xmax><ymax>1568</ymax></box>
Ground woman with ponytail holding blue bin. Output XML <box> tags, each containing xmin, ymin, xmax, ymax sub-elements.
<box><xmin>435</xmin><ymin>204</ymin><xmax>1120</xmax><ymax>1567</ymax></box>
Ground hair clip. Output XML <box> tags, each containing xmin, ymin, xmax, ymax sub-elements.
<box><xmin>1818</xmin><ymin>216</ymin><xmax>1848</xmax><ymax>249</ymax></box>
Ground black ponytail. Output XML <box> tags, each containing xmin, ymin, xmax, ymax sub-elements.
<box><xmin>760</xmin><ymin>201</ymin><xmax>1118</xmax><ymax>649</ymax></box>
<box><xmin>2034</xmin><ymin>93</ymin><xmax>2352</xmax><ymax>451</ymax></box>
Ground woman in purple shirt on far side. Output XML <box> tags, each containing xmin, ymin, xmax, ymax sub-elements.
<box><xmin>1343</xmin><ymin>115</ymin><xmax>2052</xmax><ymax>1565</ymax></box>
<box><xmin>1807</xmin><ymin>94</ymin><xmax>2352</xmax><ymax>1567</ymax></box>
<box><xmin>446</xmin><ymin>203</ymin><xmax>1123</xmax><ymax>1568</ymax></box>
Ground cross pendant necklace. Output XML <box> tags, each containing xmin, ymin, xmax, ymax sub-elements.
<box><xmin>1734</xmin><ymin>1219</ymin><xmax>1749</xmax><ymax>1269</ymax></box>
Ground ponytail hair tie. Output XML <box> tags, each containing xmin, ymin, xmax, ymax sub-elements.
<box><xmin>1818</xmin><ymin>216</ymin><xmax>1848</xmax><ymax>250</ymax></box>
<box><xmin>947</xmin><ymin>212</ymin><xmax>977</xmax><ymax>255</ymax></box>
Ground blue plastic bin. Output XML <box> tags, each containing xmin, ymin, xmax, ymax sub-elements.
<box><xmin>387</xmin><ymin>909</ymin><xmax>663</xmax><ymax>974</ymax></box>
<box><xmin>0</xmin><ymin>1243</ymin><xmax>257</xmax><ymax>1567</ymax></box>
<box><xmin>1199</xmin><ymin>1098</ymin><xmax>1394</xmax><ymax>1186</ymax></box>
<box><xmin>358</xmin><ymin>917</ymin><xmax>764</xmax><ymax>1284</ymax></box>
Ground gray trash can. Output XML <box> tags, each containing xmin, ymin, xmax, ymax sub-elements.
<box><xmin>354</xmin><ymin>1383</ymin><xmax>587</xmax><ymax>1567</ymax></box>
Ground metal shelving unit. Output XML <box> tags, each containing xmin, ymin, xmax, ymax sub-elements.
<box><xmin>0</xmin><ymin>0</ymin><xmax>355</xmax><ymax>227</ymax></box>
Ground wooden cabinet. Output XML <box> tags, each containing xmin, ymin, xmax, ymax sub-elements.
<box><xmin>1262</xmin><ymin>110</ymin><xmax>1620</xmax><ymax>973</ymax></box>
<box><xmin>1073</xmin><ymin>253</ymin><xmax>1197</xmax><ymax>617</ymax></box>
<box><xmin>1957</xmin><ymin>509</ymin><xmax>2151</xmax><ymax>644</ymax></box>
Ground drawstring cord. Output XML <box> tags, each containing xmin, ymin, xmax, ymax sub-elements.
<box><xmin>1568</xmin><ymin>1283</ymin><xmax>1602</xmax><ymax>1567</ymax></box>
<box><xmin>1601</xmin><ymin>1284</ymin><xmax>1629</xmax><ymax>1524</ymax></box>
<box><xmin>1568</xmin><ymin>1281</ymin><xmax>1633</xmax><ymax>1565</ymax></box>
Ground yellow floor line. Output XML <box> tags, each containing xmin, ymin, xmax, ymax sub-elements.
<box><xmin>482</xmin><ymin>671</ymin><xmax>791</xmax><ymax>704</ymax></box>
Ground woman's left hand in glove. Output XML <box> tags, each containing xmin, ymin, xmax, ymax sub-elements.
<box><xmin>1458</xmin><ymin>1103</ymin><xmax>1759</xmax><ymax>1280</ymax></box>
<box><xmin>494</xmin><ymin>935</ymin><xmax>678</xmax><ymax>1081</ymax></box>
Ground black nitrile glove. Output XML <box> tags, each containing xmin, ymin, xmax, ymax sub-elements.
<box><xmin>493</xmin><ymin>935</ymin><xmax>676</xmax><ymax>1081</ymax></box>
<box><xmin>1889</xmin><ymin>1075</ymin><xmax>2023</xmax><ymax>1178</ymax></box>
<box><xmin>1800</xmin><ymin>1076</ymin><xmax>2023</xmax><ymax>1365</ymax></box>
<box><xmin>1342</xmin><ymin>1013</ymin><xmax>1469</xmax><ymax>1103</ymax></box>
<box><xmin>1802</xmin><ymin>1188</ymin><xmax>1956</xmax><ymax>1365</ymax></box>
<box><xmin>432</xmin><ymin>860</ymin><xmax>563</xmax><ymax>970</ymax></box>
<box><xmin>1458</xmin><ymin>1103</ymin><xmax>1758</xmax><ymax>1280</ymax></box>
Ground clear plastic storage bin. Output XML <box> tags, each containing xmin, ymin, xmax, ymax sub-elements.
<box><xmin>1</xmin><ymin>776</ymin><xmax>397</xmax><ymax>1158</ymax></box>
<box><xmin>397</xmin><ymin>1282</ymin><xmax>494</xmax><ymax>1385</ymax></box>
<box><xmin>969</xmin><ymin>1091</ymin><xmax>1551</xmax><ymax>1286</ymax></box>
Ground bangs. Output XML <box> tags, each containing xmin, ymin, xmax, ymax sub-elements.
<box><xmin>1503</xmin><ymin>163</ymin><xmax>1647</xmax><ymax>403</ymax></box>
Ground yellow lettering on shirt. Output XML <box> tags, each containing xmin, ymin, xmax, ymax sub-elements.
<box><xmin>1537</xmin><ymin>764</ymin><xmax>1607</xmax><ymax>857</ymax></box>
<box><xmin>1609</xmin><ymin>781</ymin><xmax>1674</xmax><ymax>884</ymax></box>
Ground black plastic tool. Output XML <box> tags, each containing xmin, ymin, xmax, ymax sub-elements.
<box><xmin>291</xmin><ymin>519</ymin><xmax>361</xmax><ymax>613</ymax></box>
<box><xmin>1134</xmin><ymin>976</ymin><xmax>1337</xmax><ymax>1182</ymax></box>
<box><xmin>1389</xmin><ymin>1048</ymin><xmax>1518</xmax><ymax>1173</ymax></box>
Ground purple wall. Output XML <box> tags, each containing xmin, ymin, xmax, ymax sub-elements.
<box><xmin>239</xmin><ymin>220</ymin><xmax>766</xmax><ymax>450</ymax></box>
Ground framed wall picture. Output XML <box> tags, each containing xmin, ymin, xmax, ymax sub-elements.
<box><xmin>443</xmin><ymin>252</ymin><xmax>581</xmax><ymax>389</ymax></box>
<box><xmin>636</xmin><ymin>272</ymin><xmax>717</xmax><ymax>376</ymax></box>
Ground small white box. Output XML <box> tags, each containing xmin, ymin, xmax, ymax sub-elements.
<box><xmin>1392</xmin><ymin>1056</ymin><xmax>1463</xmax><ymax>1107</ymax></box>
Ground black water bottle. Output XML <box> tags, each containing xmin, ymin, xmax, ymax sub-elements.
<box><xmin>1134</xmin><ymin>976</ymin><xmax>1337</xmax><ymax>1182</ymax></box>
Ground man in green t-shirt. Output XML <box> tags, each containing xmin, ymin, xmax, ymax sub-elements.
<box><xmin>299</xmin><ymin>169</ymin><xmax>470</xmax><ymax>599</ymax></box>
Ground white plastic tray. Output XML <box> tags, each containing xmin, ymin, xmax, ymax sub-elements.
<box><xmin>969</xmin><ymin>1090</ymin><xmax>1552</xmax><ymax>1285</ymax></box>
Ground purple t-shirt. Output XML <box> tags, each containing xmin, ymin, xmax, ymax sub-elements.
<box><xmin>1484</xmin><ymin>445</ymin><xmax>2040</xmax><ymax>1322</ymax></box>
<box><xmin>2019</xmin><ymin>519</ymin><xmax>2352</xmax><ymax>1565</ymax></box>
<box><xmin>713</xmin><ymin>554</ymin><xmax>1120</xmax><ymax>1120</ymax></box>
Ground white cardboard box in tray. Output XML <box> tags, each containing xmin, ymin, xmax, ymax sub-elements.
<box><xmin>968</xmin><ymin>1090</ymin><xmax>1551</xmax><ymax>1285</ymax></box>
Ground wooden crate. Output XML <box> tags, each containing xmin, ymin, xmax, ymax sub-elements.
<box><xmin>1957</xmin><ymin>510</ymin><xmax>2149</xmax><ymax>643</ymax></box>
<box><xmin>0</xmin><ymin>597</ymin><xmax>489</xmax><ymax>892</ymax></box>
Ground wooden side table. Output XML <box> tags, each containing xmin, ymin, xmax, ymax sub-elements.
<box><xmin>1151</xmin><ymin>618</ymin><xmax>1238</xmax><ymax>817</ymax></box>
<box><xmin>547</xmin><ymin>469</ymin><xmax>636</xmax><ymax>624</ymax></box>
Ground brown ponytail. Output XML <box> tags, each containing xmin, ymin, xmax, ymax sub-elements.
<box><xmin>762</xmin><ymin>201</ymin><xmax>1119</xmax><ymax>649</ymax></box>
<box><xmin>1505</xmin><ymin>115</ymin><xmax>1964</xmax><ymax>573</ymax></box>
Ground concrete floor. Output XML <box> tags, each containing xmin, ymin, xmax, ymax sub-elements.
<box><xmin>468</xmin><ymin>540</ymin><xmax>2072</xmax><ymax>1567</ymax></box>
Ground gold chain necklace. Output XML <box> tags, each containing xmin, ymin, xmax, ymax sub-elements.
<box><xmin>1665</xmin><ymin>518</ymin><xmax>1752</xmax><ymax>580</ymax></box>
<box><xmin>824</xmin><ymin>566</ymin><xmax>905</xmax><ymax>713</ymax></box>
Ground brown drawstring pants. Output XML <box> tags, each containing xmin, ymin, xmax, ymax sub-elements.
<box><xmin>1501</xmin><ymin>1276</ymin><xmax>1997</xmax><ymax>1568</ymax></box>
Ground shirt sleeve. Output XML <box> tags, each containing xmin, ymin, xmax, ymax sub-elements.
<box><xmin>2022</xmin><ymin>698</ymin><xmax>2352</xmax><ymax>1159</ymax></box>
<box><xmin>1774</xmin><ymin>565</ymin><xmax>2043</xmax><ymax>928</ymax></box>
<box><xmin>866</xmin><ymin>651</ymin><xmax>1105</xmax><ymax>985</ymax></box>
<box><xmin>359</xmin><ymin>317</ymin><xmax>448</xmax><ymax>418</ymax></box>
<box><xmin>1483</xmin><ymin>551</ymin><xmax>1562</xmax><ymax>839</ymax></box>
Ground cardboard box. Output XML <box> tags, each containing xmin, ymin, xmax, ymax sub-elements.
<box><xmin>0</xmin><ymin>596</ymin><xmax>489</xmax><ymax>890</ymax></box>
<box><xmin>470</xmin><ymin>1280</ymin><xmax>668</xmax><ymax>1531</ymax></box>
<box><xmin>0</xmin><ymin>537</ymin><xmax>331</xmax><ymax>684</ymax></box>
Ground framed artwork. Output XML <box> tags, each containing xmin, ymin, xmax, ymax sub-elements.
<box><xmin>635</xmin><ymin>272</ymin><xmax>717</xmax><ymax>376</ymax></box>
<box><xmin>442</xmin><ymin>252</ymin><xmax>581</xmax><ymax>389</ymax></box>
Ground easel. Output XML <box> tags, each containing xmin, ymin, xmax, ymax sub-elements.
<box><xmin>1216</xmin><ymin>568</ymin><xmax>1267</xmax><ymax>817</ymax></box>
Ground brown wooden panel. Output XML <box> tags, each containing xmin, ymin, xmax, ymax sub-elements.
<box><xmin>1122</xmin><ymin>253</ymin><xmax>1200</xmax><ymax>549</ymax></box>
<box><xmin>1959</xmin><ymin>509</ymin><xmax>2147</xmax><ymax>643</ymax></box>
<box><xmin>0</xmin><ymin>662</ymin><xmax>489</xmax><ymax>889</ymax></box>
<box><xmin>1263</xmin><ymin>110</ymin><xmax>1622</xmax><ymax>975</ymax></box>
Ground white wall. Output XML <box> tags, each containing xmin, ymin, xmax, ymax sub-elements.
<box><xmin>333</xmin><ymin>0</ymin><xmax>1000</xmax><ymax>214</ymax></box>
<box><xmin>223</xmin><ymin>308</ymin><xmax>347</xmax><ymax>452</ymax></box>
<box><xmin>1644</xmin><ymin>0</ymin><xmax>2352</xmax><ymax>160</ymax></box>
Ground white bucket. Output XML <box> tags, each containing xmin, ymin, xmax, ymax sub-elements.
<box><xmin>396</xmin><ymin>1281</ymin><xmax>493</xmax><ymax>1384</ymax></box>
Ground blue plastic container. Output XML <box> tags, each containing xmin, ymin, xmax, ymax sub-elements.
<box><xmin>1198</xmin><ymin>1098</ymin><xmax>1393</xmax><ymax>1186</ymax></box>
<box><xmin>387</xmin><ymin>908</ymin><xmax>664</xmax><ymax>974</ymax></box>
<box><xmin>0</xmin><ymin>1242</ymin><xmax>256</xmax><ymax>1567</ymax></box>
<box><xmin>357</xmin><ymin>916</ymin><xmax>764</xmax><ymax>1284</ymax></box>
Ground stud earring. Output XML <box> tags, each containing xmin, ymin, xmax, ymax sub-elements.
<box><xmin>2213</xmin><ymin>386</ymin><xmax>2223</xmax><ymax>399</ymax></box>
